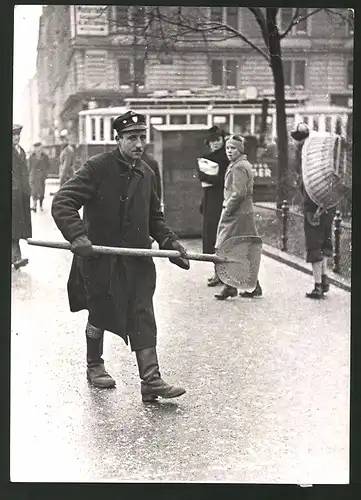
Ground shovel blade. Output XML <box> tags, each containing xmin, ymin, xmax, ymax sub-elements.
<box><xmin>215</xmin><ymin>236</ymin><xmax>262</xmax><ymax>290</ymax></box>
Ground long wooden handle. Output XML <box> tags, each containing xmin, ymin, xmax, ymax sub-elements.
<box><xmin>26</xmin><ymin>239</ymin><xmax>225</xmax><ymax>263</ymax></box>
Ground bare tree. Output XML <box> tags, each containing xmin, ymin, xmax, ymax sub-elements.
<box><xmin>93</xmin><ymin>6</ymin><xmax>354</xmax><ymax>206</ymax></box>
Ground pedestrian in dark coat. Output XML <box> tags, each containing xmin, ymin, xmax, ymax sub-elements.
<box><xmin>291</xmin><ymin>123</ymin><xmax>335</xmax><ymax>299</ymax></box>
<box><xmin>28</xmin><ymin>142</ymin><xmax>50</xmax><ymax>212</ymax></box>
<box><xmin>52</xmin><ymin>110</ymin><xmax>189</xmax><ymax>401</ymax></box>
<box><xmin>12</xmin><ymin>124</ymin><xmax>32</xmax><ymax>269</ymax></box>
<box><xmin>58</xmin><ymin>130</ymin><xmax>76</xmax><ymax>187</ymax></box>
<box><xmin>197</xmin><ymin>126</ymin><xmax>229</xmax><ymax>286</ymax></box>
<box><xmin>214</xmin><ymin>135</ymin><xmax>262</xmax><ymax>300</ymax></box>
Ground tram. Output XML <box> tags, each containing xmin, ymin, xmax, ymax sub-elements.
<box><xmin>76</xmin><ymin>100</ymin><xmax>351</xmax><ymax>236</ymax></box>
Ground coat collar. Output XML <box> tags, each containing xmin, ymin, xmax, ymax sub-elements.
<box><xmin>111</xmin><ymin>147</ymin><xmax>145</xmax><ymax>177</ymax></box>
<box><xmin>111</xmin><ymin>147</ymin><xmax>146</xmax><ymax>214</ymax></box>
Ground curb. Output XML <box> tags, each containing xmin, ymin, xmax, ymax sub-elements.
<box><xmin>262</xmin><ymin>243</ymin><xmax>351</xmax><ymax>293</ymax></box>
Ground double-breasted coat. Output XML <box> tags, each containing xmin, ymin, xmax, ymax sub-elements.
<box><xmin>51</xmin><ymin>147</ymin><xmax>179</xmax><ymax>350</ymax></box>
<box><xmin>215</xmin><ymin>155</ymin><xmax>257</xmax><ymax>250</ymax></box>
<box><xmin>12</xmin><ymin>146</ymin><xmax>32</xmax><ymax>241</ymax></box>
<box><xmin>29</xmin><ymin>151</ymin><xmax>50</xmax><ymax>199</ymax></box>
<box><xmin>198</xmin><ymin>147</ymin><xmax>229</xmax><ymax>254</ymax></box>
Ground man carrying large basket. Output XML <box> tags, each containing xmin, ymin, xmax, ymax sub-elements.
<box><xmin>291</xmin><ymin>122</ymin><xmax>350</xmax><ymax>299</ymax></box>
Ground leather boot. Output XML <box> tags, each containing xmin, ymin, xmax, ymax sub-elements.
<box><xmin>135</xmin><ymin>347</ymin><xmax>186</xmax><ymax>402</ymax></box>
<box><xmin>322</xmin><ymin>274</ymin><xmax>330</xmax><ymax>293</ymax></box>
<box><xmin>306</xmin><ymin>283</ymin><xmax>324</xmax><ymax>299</ymax></box>
<box><xmin>215</xmin><ymin>284</ymin><xmax>238</xmax><ymax>300</ymax></box>
<box><xmin>86</xmin><ymin>326</ymin><xmax>116</xmax><ymax>389</ymax></box>
<box><xmin>239</xmin><ymin>281</ymin><xmax>263</xmax><ymax>298</ymax></box>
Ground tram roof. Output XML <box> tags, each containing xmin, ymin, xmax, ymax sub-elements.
<box><xmin>78</xmin><ymin>103</ymin><xmax>350</xmax><ymax>117</ymax></box>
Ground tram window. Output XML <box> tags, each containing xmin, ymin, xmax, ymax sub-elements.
<box><xmin>190</xmin><ymin>115</ymin><xmax>207</xmax><ymax>125</ymax></box>
<box><xmin>325</xmin><ymin>116</ymin><xmax>332</xmax><ymax>132</ymax></box>
<box><xmin>80</xmin><ymin>117</ymin><xmax>86</xmax><ymax>142</ymax></box>
<box><xmin>110</xmin><ymin>118</ymin><xmax>115</xmax><ymax>140</ymax></box>
<box><xmin>233</xmin><ymin>115</ymin><xmax>251</xmax><ymax>135</ymax></box>
<box><xmin>170</xmin><ymin>115</ymin><xmax>187</xmax><ymax>125</ymax></box>
<box><xmin>91</xmin><ymin>118</ymin><xmax>96</xmax><ymax>141</ymax></box>
<box><xmin>313</xmin><ymin>116</ymin><xmax>319</xmax><ymax>131</ymax></box>
<box><xmin>100</xmin><ymin>118</ymin><xmax>104</xmax><ymax>141</ymax></box>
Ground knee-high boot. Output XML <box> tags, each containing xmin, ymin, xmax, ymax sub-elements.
<box><xmin>135</xmin><ymin>347</ymin><xmax>186</xmax><ymax>402</ymax></box>
<box><xmin>86</xmin><ymin>323</ymin><xmax>116</xmax><ymax>388</ymax></box>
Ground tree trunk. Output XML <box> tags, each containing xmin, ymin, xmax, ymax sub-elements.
<box><xmin>269</xmin><ymin>35</ymin><xmax>290</xmax><ymax>208</ymax></box>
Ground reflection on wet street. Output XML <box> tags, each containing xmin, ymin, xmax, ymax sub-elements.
<box><xmin>11</xmin><ymin>190</ymin><xmax>350</xmax><ymax>483</ymax></box>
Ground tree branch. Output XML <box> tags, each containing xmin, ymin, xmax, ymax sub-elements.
<box><xmin>154</xmin><ymin>10</ymin><xmax>270</xmax><ymax>61</ymax></box>
<box><xmin>248</xmin><ymin>8</ymin><xmax>269</xmax><ymax>47</ymax></box>
<box><xmin>323</xmin><ymin>8</ymin><xmax>354</xmax><ymax>30</ymax></box>
<box><xmin>279</xmin><ymin>8</ymin><xmax>324</xmax><ymax>38</ymax></box>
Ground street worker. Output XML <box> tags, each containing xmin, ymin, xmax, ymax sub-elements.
<box><xmin>214</xmin><ymin>134</ymin><xmax>262</xmax><ymax>300</ymax></box>
<box><xmin>197</xmin><ymin>126</ymin><xmax>229</xmax><ymax>287</ymax></box>
<box><xmin>291</xmin><ymin>122</ymin><xmax>335</xmax><ymax>299</ymax></box>
<box><xmin>51</xmin><ymin>110</ymin><xmax>190</xmax><ymax>402</ymax></box>
<box><xmin>58</xmin><ymin>129</ymin><xmax>76</xmax><ymax>187</ymax></box>
<box><xmin>12</xmin><ymin>124</ymin><xmax>32</xmax><ymax>270</ymax></box>
<box><xmin>28</xmin><ymin>141</ymin><xmax>50</xmax><ymax>212</ymax></box>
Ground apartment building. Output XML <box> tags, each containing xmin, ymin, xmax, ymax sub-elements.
<box><xmin>36</xmin><ymin>6</ymin><xmax>353</xmax><ymax>144</ymax></box>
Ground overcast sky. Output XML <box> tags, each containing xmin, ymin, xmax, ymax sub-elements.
<box><xmin>13</xmin><ymin>5</ymin><xmax>43</xmax><ymax>123</ymax></box>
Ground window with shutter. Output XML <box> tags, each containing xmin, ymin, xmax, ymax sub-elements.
<box><xmin>294</xmin><ymin>60</ymin><xmax>305</xmax><ymax>88</ymax></box>
<box><xmin>211</xmin><ymin>60</ymin><xmax>223</xmax><ymax>86</ymax></box>
<box><xmin>225</xmin><ymin>60</ymin><xmax>238</xmax><ymax>87</ymax></box>
<box><xmin>279</xmin><ymin>8</ymin><xmax>308</xmax><ymax>34</ymax></box>
<box><xmin>132</xmin><ymin>6</ymin><xmax>146</xmax><ymax>27</ymax></box>
<box><xmin>279</xmin><ymin>8</ymin><xmax>293</xmax><ymax>31</ymax></box>
<box><xmin>226</xmin><ymin>7</ymin><xmax>238</xmax><ymax>29</ymax></box>
<box><xmin>118</xmin><ymin>58</ymin><xmax>131</xmax><ymax>85</ymax></box>
<box><xmin>210</xmin><ymin>7</ymin><xmax>223</xmax><ymax>23</ymax></box>
<box><xmin>115</xmin><ymin>6</ymin><xmax>129</xmax><ymax>27</ymax></box>
<box><xmin>134</xmin><ymin>57</ymin><xmax>145</xmax><ymax>86</ymax></box>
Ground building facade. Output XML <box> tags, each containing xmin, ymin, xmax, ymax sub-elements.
<box><xmin>18</xmin><ymin>76</ymin><xmax>40</xmax><ymax>154</ymax></box>
<box><xmin>36</xmin><ymin>6</ymin><xmax>353</xmax><ymax>145</ymax></box>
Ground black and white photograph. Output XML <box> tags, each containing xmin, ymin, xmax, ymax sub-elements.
<box><xmin>11</xmin><ymin>5</ymin><xmax>353</xmax><ymax>483</ymax></box>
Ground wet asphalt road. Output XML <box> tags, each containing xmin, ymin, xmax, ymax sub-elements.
<box><xmin>11</xmin><ymin>187</ymin><xmax>350</xmax><ymax>483</ymax></box>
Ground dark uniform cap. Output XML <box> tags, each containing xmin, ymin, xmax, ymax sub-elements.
<box><xmin>113</xmin><ymin>110</ymin><xmax>147</xmax><ymax>134</ymax></box>
<box><xmin>13</xmin><ymin>124</ymin><xmax>23</xmax><ymax>134</ymax></box>
<box><xmin>33</xmin><ymin>141</ymin><xmax>42</xmax><ymax>147</ymax></box>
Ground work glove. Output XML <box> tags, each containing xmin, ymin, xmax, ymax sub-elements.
<box><xmin>70</xmin><ymin>235</ymin><xmax>94</xmax><ymax>257</ymax></box>
<box><xmin>161</xmin><ymin>237</ymin><xmax>190</xmax><ymax>270</ymax></box>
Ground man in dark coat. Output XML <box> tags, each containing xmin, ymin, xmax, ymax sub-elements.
<box><xmin>29</xmin><ymin>142</ymin><xmax>50</xmax><ymax>212</ymax></box>
<box><xmin>12</xmin><ymin>124</ymin><xmax>32</xmax><ymax>269</ymax></box>
<box><xmin>198</xmin><ymin>126</ymin><xmax>229</xmax><ymax>286</ymax></box>
<box><xmin>291</xmin><ymin>123</ymin><xmax>335</xmax><ymax>299</ymax></box>
<box><xmin>51</xmin><ymin>110</ymin><xmax>190</xmax><ymax>401</ymax></box>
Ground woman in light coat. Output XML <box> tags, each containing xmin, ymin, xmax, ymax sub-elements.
<box><xmin>214</xmin><ymin>135</ymin><xmax>263</xmax><ymax>300</ymax></box>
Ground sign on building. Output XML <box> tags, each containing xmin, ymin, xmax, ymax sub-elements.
<box><xmin>75</xmin><ymin>6</ymin><xmax>109</xmax><ymax>36</ymax></box>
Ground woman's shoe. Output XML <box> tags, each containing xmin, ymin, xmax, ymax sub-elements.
<box><xmin>239</xmin><ymin>281</ymin><xmax>263</xmax><ymax>298</ymax></box>
<box><xmin>215</xmin><ymin>285</ymin><xmax>238</xmax><ymax>300</ymax></box>
<box><xmin>306</xmin><ymin>283</ymin><xmax>324</xmax><ymax>299</ymax></box>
